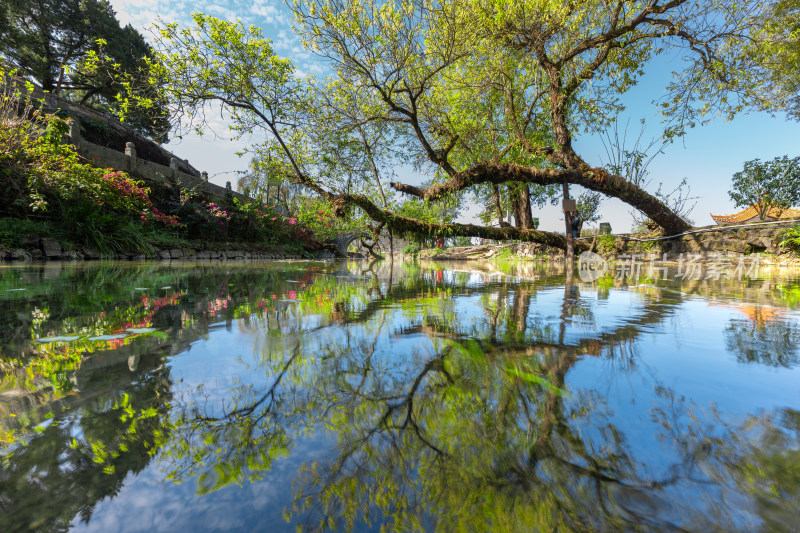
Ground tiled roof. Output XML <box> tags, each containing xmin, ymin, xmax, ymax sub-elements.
<box><xmin>710</xmin><ymin>203</ymin><xmax>800</xmax><ymax>224</ymax></box>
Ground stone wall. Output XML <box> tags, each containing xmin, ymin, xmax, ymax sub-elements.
<box><xmin>0</xmin><ymin>238</ymin><xmax>336</xmax><ymax>262</ymax></box>
<box><xmin>596</xmin><ymin>220</ymin><xmax>799</xmax><ymax>259</ymax></box>
<box><xmin>413</xmin><ymin>221</ymin><xmax>800</xmax><ymax>263</ymax></box>
<box><xmin>67</xmin><ymin>120</ymin><xmax>250</xmax><ymax>203</ymax></box>
<box><xmin>5</xmin><ymin>78</ymin><xmax>251</xmax><ymax>204</ymax></box>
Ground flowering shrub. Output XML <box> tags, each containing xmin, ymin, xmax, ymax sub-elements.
<box><xmin>100</xmin><ymin>172</ymin><xmax>181</xmax><ymax>227</ymax></box>
<box><xmin>170</xmin><ymin>193</ymin><xmax>235</xmax><ymax>239</ymax></box>
<box><xmin>231</xmin><ymin>199</ymin><xmax>326</xmax><ymax>250</ymax></box>
<box><xmin>1</xmin><ymin>110</ymin><xmax>180</xmax><ymax>228</ymax></box>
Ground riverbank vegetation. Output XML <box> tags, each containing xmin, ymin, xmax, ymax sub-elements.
<box><xmin>0</xmin><ymin>89</ymin><xmax>329</xmax><ymax>257</ymax></box>
<box><xmin>1</xmin><ymin>1</ymin><xmax>798</xmax><ymax>256</ymax></box>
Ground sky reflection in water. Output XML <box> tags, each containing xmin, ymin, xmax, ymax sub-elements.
<box><xmin>1</xmin><ymin>260</ymin><xmax>799</xmax><ymax>532</ymax></box>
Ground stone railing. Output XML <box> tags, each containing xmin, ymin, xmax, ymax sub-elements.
<box><xmin>588</xmin><ymin>219</ymin><xmax>800</xmax><ymax>259</ymax></box>
<box><xmin>67</xmin><ymin>119</ymin><xmax>249</xmax><ymax>203</ymax></box>
<box><xmin>2</xmin><ymin>75</ymin><xmax>249</xmax><ymax>203</ymax></box>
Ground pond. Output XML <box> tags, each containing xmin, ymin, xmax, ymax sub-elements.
<box><xmin>1</xmin><ymin>259</ymin><xmax>799</xmax><ymax>532</ymax></box>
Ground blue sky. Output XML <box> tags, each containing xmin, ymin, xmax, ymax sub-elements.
<box><xmin>109</xmin><ymin>0</ymin><xmax>800</xmax><ymax>232</ymax></box>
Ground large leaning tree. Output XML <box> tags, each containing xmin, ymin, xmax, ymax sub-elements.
<box><xmin>131</xmin><ymin>1</ymin><xmax>778</xmax><ymax>251</ymax></box>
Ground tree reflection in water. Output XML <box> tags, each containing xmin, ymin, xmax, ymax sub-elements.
<box><xmin>1</xmin><ymin>261</ymin><xmax>799</xmax><ymax>531</ymax></box>
<box><xmin>156</xmin><ymin>262</ymin><xmax>800</xmax><ymax>531</ymax></box>
<box><xmin>724</xmin><ymin>306</ymin><xmax>800</xmax><ymax>367</ymax></box>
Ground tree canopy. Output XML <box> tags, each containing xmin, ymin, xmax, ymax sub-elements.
<box><xmin>749</xmin><ymin>0</ymin><xmax>800</xmax><ymax>120</ymax></box>
<box><xmin>728</xmin><ymin>155</ymin><xmax>800</xmax><ymax>220</ymax></box>
<box><xmin>0</xmin><ymin>0</ymin><xmax>170</xmax><ymax>140</ymax></box>
<box><xmin>126</xmin><ymin>0</ymin><xmax>787</xmax><ymax>248</ymax></box>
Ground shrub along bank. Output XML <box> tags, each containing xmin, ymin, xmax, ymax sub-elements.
<box><xmin>0</xmin><ymin>103</ymin><xmax>333</xmax><ymax>260</ymax></box>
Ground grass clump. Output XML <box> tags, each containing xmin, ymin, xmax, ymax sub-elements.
<box><xmin>0</xmin><ymin>217</ymin><xmax>55</xmax><ymax>247</ymax></box>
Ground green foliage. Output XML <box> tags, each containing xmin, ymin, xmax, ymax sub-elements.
<box><xmin>449</xmin><ymin>236</ymin><xmax>473</xmax><ymax>247</ymax></box>
<box><xmin>402</xmin><ymin>242</ymin><xmax>421</xmax><ymax>256</ymax></box>
<box><xmin>596</xmin><ymin>234</ymin><xmax>617</xmax><ymax>255</ymax></box>
<box><xmin>125</xmin><ymin>13</ymin><xmax>300</xmax><ymax>151</ymax></box>
<box><xmin>396</xmin><ymin>196</ymin><xmax>461</xmax><ymax>235</ymax></box>
<box><xmin>0</xmin><ymin>0</ymin><xmax>169</xmax><ymax>139</ymax></box>
<box><xmin>779</xmin><ymin>224</ymin><xmax>800</xmax><ymax>253</ymax></box>
<box><xmin>294</xmin><ymin>197</ymin><xmax>362</xmax><ymax>242</ymax></box>
<box><xmin>0</xmin><ymin>217</ymin><xmax>55</xmax><ymax>247</ymax></box>
<box><xmin>495</xmin><ymin>247</ymin><xmax>514</xmax><ymax>260</ymax></box>
<box><xmin>60</xmin><ymin>202</ymin><xmax>155</xmax><ymax>257</ymax></box>
<box><xmin>0</xmin><ymin>0</ymin><xmax>115</xmax><ymax>91</ymax></box>
<box><xmin>729</xmin><ymin>156</ymin><xmax>800</xmax><ymax>220</ymax></box>
<box><xmin>748</xmin><ymin>0</ymin><xmax>800</xmax><ymax>120</ymax></box>
<box><xmin>575</xmin><ymin>192</ymin><xmax>603</xmax><ymax>224</ymax></box>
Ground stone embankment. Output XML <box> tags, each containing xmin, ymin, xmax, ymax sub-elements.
<box><xmin>415</xmin><ymin>220</ymin><xmax>800</xmax><ymax>264</ymax></box>
<box><xmin>418</xmin><ymin>242</ymin><xmax>562</xmax><ymax>261</ymax></box>
<box><xmin>0</xmin><ymin>237</ymin><xmax>337</xmax><ymax>263</ymax></box>
<box><xmin>598</xmin><ymin>220</ymin><xmax>798</xmax><ymax>260</ymax></box>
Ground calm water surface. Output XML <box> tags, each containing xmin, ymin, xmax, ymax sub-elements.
<box><xmin>1</xmin><ymin>260</ymin><xmax>799</xmax><ymax>532</ymax></box>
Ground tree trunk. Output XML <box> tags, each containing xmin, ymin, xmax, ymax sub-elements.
<box><xmin>343</xmin><ymin>193</ymin><xmax>588</xmax><ymax>252</ymax></box>
<box><xmin>391</xmin><ymin>162</ymin><xmax>692</xmax><ymax>236</ymax></box>
<box><xmin>493</xmin><ymin>184</ymin><xmax>503</xmax><ymax>227</ymax></box>
<box><xmin>510</xmin><ymin>186</ymin><xmax>523</xmax><ymax>228</ymax></box>
<box><xmin>563</xmin><ymin>181</ymin><xmax>574</xmax><ymax>264</ymax></box>
<box><xmin>516</xmin><ymin>184</ymin><xmax>534</xmax><ymax>229</ymax></box>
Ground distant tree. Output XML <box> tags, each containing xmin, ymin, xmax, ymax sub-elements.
<box><xmin>238</xmin><ymin>156</ymin><xmax>288</xmax><ymax>205</ymax></box>
<box><xmin>0</xmin><ymin>0</ymin><xmax>170</xmax><ymax>141</ymax></box>
<box><xmin>449</xmin><ymin>236</ymin><xmax>474</xmax><ymax>247</ymax></box>
<box><xmin>575</xmin><ymin>192</ymin><xmax>603</xmax><ymax>225</ymax></box>
<box><xmin>0</xmin><ymin>0</ymin><xmax>116</xmax><ymax>92</ymax></box>
<box><xmin>729</xmin><ymin>156</ymin><xmax>800</xmax><ymax>220</ymax></box>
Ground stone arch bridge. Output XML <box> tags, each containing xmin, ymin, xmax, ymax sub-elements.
<box><xmin>326</xmin><ymin>231</ymin><xmax>373</xmax><ymax>256</ymax></box>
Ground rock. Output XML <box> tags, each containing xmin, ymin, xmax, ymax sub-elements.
<box><xmin>725</xmin><ymin>241</ymin><xmax>749</xmax><ymax>253</ymax></box>
<box><xmin>19</xmin><ymin>234</ymin><xmax>40</xmax><ymax>248</ymax></box>
<box><xmin>29</xmin><ymin>249</ymin><xmax>43</xmax><ymax>260</ymax></box>
<box><xmin>40</xmin><ymin>238</ymin><xmax>62</xmax><ymax>258</ymax></box>
<box><xmin>158</xmin><ymin>250</ymin><xmax>171</xmax><ymax>260</ymax></box>
<box><xmin>83</xmin><ymin>248</ymin><xmax>100</xmax><ymax>260</ymax></box>
<box><xmin>169</xmin><ymin>248</ymin><xmax>184</xmax><ymax>259</ymax></box>
<box><xmin>131</xmin><ymin>255</ymin><xmax>146</xmax><ymax>261</ymax></box>
<box><xmin>11</xmin><ymin>249</ymin><xmax>32</xmax><ymax>262</ymax></box>
<box><xmin>0</xmin><ymin>249</ymin><xmax>10</xmax><ymax>261</ymax></box>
